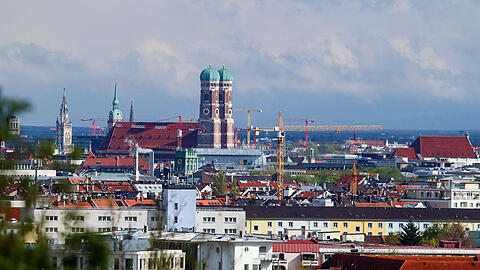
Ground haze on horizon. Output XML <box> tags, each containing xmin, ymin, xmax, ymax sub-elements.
<box><xmin>1</xmin><ymin>0</ymin><xmax>479</xmax><ymax>130</ymax></box>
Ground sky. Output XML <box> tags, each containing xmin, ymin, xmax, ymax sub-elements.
<box><xmin>1</xmin><ymin>0</ymin><xmax>479</xmax><ymax>130</ymax></box>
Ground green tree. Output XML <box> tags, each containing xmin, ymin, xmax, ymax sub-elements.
<box><xmin>438</xmin><ymin>223</ymin><xmax>472</xmax><ymax>246</ymax></box>
<box><xmin>212</xmin><ymin>171</ymin><xmax>227</xmax><ymax>196</ymax></box>
<box><xmin>384</xmin><ymin>232</ymin><xmax>401</xmax><ymax>245</ymax></box>
<box><xmin>230</xmin><ymin>176</ymin><xmax>240</xmax><ymax>196</ymax></box>
<box><xmin>399</xmin><ymin>221</ymin><xmax>421</xmax><ymax>246</ymax></box>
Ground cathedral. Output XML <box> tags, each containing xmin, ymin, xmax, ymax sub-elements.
<box><xmin>56</xmin><ymin>88</ymin><xmax>73</xmax><ymax>154</ymax></box>
<box><xmin>198</xmin><ymin>66</ymin><xmax>234</xmax><ymax>149</ymax></box>
<box><xmin>108</xmin><ymin>80</ymin><xmax>123</xmax><ymax>130</ymax></box>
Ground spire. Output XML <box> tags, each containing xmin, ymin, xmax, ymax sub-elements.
<box><xmin>129</xmin><ymin>99</ymin><xmax>134</xmax><ymax>122</ymax></box>
<box><xmin>112</xmin><ymin>80</ymin><xmax>119</xmax><ymax>109</ymax></box>
<box><xmin>59</xmin><ymin>88</ymin><xmax>70</xmax><ymax>124</ymax></box>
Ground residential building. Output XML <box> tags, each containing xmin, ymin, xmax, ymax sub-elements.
<box><xmin>403</xmin><ymin>176</ymin><xmax>480</xmax><ymax>208</ymax></box>
<box><xmin>196</xmin><ymin>206</ymin><xmax>246</xmax><ymax>236</ymax></box>
<box><xmin>163</xmin><ymin>184</ymin><xmax>196</xmax><ymax>232</ymax></box>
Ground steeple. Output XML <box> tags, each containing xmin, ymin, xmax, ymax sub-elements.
<box><xmin>56</xmin><ymin>88</ymin><xmax>73</xmax><ymax>154</ymax></box>
<box><xmin>108</xmin><ymin>80</ymin><xmax>123</xmax><ymax>130</ymax></box>
<box><xmin>129</xmin><ymin>99</ymin><xmax>134</xmax><ymax>122</ymax></box>
<box><xmin>112</xmin><ymin>80</ymin><xmax>119</xmax><ymax>110</ymax></box>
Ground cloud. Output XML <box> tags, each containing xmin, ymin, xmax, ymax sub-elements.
<box><xmin>1</xmin><ymin>1</ymin><xmax>480</xmax><ymax>129</ymax></box>
<box><xmin>390</xmin><ymin>37</ymin><xmax>450</xmax><ymax>72</ymax></box>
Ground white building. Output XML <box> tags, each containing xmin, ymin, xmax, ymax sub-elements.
<box><xmin>196</xmin><ymin>207</ymin><xmax>246</xmax><ymax>236</ymax></box>
<box><xmin>403</xmin><ymin>176</ymin><xmax>480</xmax><ymax>208</ymax></box>
<box><xmin>34</xmin><ymin>208</ymin><xmax>154</xmax><ymax>244</ymax></box>
<box><xmin>163</xmin><ymin>184</ymin><xmax>196</xmax><ymax>232</ymax></box>
<box><xmin>196</xmin><ymin>234</ymin><xmax>280</xmax><ymax>270</ymax></box>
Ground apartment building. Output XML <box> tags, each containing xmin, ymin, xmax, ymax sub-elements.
<box><xmin>243</xmin><ymin>206</ymin><xmax>480</xmax><ymax>238</ymax></box>
<box><xmin>196</xmin><ymin>206</ymin><xmax>246</xmax><ymax>236</ymax></box>
<box><xmin>403</xmin><ymin>177</ymin><xmax>480</xmax><ymax>208</ymax></box>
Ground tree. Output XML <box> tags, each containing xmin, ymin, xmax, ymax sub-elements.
<box><xmin>399</xmin><ymin>221</ymin><xmax>421</xmax><ymax>246</ymax></box>
<box><xmin>230</xmin><ymin>176</ymin><xmax>240</xmax><ymax>196</ymax></box>
<box><xmin>212</xmin><ymin>171</ymin><xmax>227</xmax><ymax>196</ymax></box>
<box><xmin>438</xmin><ymin>222</ymin><xmax>472</xmax><ymax>247</ymax></box>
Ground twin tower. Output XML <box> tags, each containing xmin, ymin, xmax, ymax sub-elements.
<box><xmin>198</xmin><ymin>66</ymin><xmax>234</xmax><ymax>149</ymax></box>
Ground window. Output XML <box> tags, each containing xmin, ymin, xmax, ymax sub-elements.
<box><xmin>333</xmin><ymin>222</ymin><xmax>338</xmax><ymax>228</ymax></box>
<box><xmin>367</xmin><ymin>232</ymin><xmax>372</xmax><ymax>236</ymax></box>
<box><xmin>204</xmin><ymin>94</ymin><xmax>209</xmax><ymax>100</ymax></box>
<box><xmin>424</xmin><ymin>224</ymin><xmax>428</xmax><ymax>229</ymax></box>
<box><xmin>225</xmin><ymin>229</ymin><xmax>236</xmax><ymax>234</ymax></box>
<box><xmin>259</xmin><ymin>246</ymin><xmax>267</xmax><ymax>253</ymax></box>
<box><xmin>174</xmin><ymin>203</ymin><xmax>178</xmax><ymax>210</ymax></box>
<box><xmin>278</xmin><ymin>222</ymin><xmax>283</xmax><ymax>227</ymax></box>
<box><xmin>151</xmin><ymin>216</ymin><xmax>157</xmax><ymax>222</ymax></box>
<box><xmin>203</xmin><ymin>228</ymin><xmax>215</xmax><ymax>233</ymax></box>
<box><xmin>72</xmin><ymin>227</ymin><xmax>84</xmax><ymax>233</ymax></box>
<box><xmin>313</xmin><ymin>222</ymin><xmax>318</xmax><ymax>228</ymax></box>
<box><xmin>378</xmin><ymin>232</ymin><xmax>383</xmax><ymax>235</ymax></box>
<box><xmin>203</xmin><ymin>217</ymin><xmax>215</xmax><ymax>223</ymax></box>
<box><xmin>45</xmin><ymin>227</ymin><xmax>58</xmax><ymax>233</ymax></box>
<box><xmin>174</xmin><ymin>216</ymin><xmax>178</xmax><ymax>223</ymax></box>
<box><xmin>225</xmin><ymin>217</ymin><xmax>237</xmax><ymax>223</ymax></box>
<box><xmin>378</xmin><ymin>223</ymin><xmax>383</xmax><ymax>229</ymax></box>
<box><xmin>114</xmin><ymin>258</ymin><xmax>119</xmax><ymax>270</ymax></box>
<box><xmin>98</xmin><ymin>216</ymin><xmax>111</xmax><ymax>222</ymax></box>
<box><xmin>388</xmin><ymin>223</ymin><xmax>393</xmax><ymax>228</ymax></box>
<box><xmin>267</xmin><ymin>221</ymin><xmax>272</xmax><ymax>227</ymax></box>
<box><xmin>254</xmin><ymin>225</ymin><xmax>259</xmax><ymax>231</ymax></box>
<box><xmin>180</xmin><ymin>257</ymin><xmax>184</xmax><ymax>268</ymax></box>
<box><xmin>45</xmin><ymin>216</ymin><xmax>58</xmax><ymax>221</ymax></box>
<box><xmin>98</xmin><ymin>228</ymin><xmax>111</xmax><ymax>232</ymax></box>
<box><xmin>323</xmin><ymin>222</ymin><xmax>328</xmax><ymax>228</ymax></box>
<box><xmin>68</xmin><ymin>216</ymin><xmax>84</xmax><ymax>221</ymax></box>
<box><xmin>355</xmin><ymin>226</ymin><xmax>360</xmax><ymax>232</ymax></box>
<box><xmin>124</xmin><ymin>216</ymin><xmax>137</xmax><ymax>222</ymax></box>
<box><xmin>244</xmin><ymin>265</ymin><xmax>249</xmax><ymax>270</ymax></box>
<box><xmin>289</xmin><ymin>222</ymin><xmax>293</xmax><ymax>228</ymax></box>
<box><xmin>343</xmin><ymin>222</ymin><xmax>348</xmax><ymax>228</ymax></box>
<box><xmin>368</xmin><ymin>223</ymin><xmax>372</xmax><ymax>228</ymax></box>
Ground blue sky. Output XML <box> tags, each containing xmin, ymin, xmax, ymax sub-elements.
<box><xmin>1</xmin><ymin>0</ymin><xmax>479</xmax><ymax>129</ymax></box>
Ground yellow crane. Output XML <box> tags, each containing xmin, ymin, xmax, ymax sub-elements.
<box><xmin>233</xmin><ymin>108</ymin><xmax>262</xmax><ymax>147</ymax></box>
<box><xmin>250</xmin><ymin>111</ymin><xmax>382</xmax><ymax>201</ymax></box>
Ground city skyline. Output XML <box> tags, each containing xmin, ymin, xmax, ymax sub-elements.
<box><xmin>1</xmin><ymin>1</ymin><xmax>480</xmax><ymax>129</ymax></box>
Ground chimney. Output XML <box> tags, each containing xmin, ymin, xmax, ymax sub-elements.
<box><xmin>116</xmin><ymin>156</ymin><xmax>119</xmax><ymax>167</ymax></box>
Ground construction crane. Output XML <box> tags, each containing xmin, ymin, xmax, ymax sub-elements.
<box><xmin>250</xmin><ymin>111</ymin><xmax>285</xmax><ymax>200</ymax></box>
<box><xmin>250</xmin><ymin>111</ymin><xmax>383</xmax><ymax>201</ymax></box>
<box><xmin>233</xmin><ymin>108</ymin><xmax>262</xmax><ymax>148</ymax></box>
<box><xmin>166</xmin><ymin>116</ymin><xmax>203</xmax><ymax>149</ymax></box>
<box><xmin>284</xmin><ymin>118</ymin><xmax>316</xmax><ymax>151</ymax></box>
<box><xmin>350</xmin><ymin>162</ymin><xmax>358</xmax><ymax>196</ymax></box>
<box><xmin>81</xmin><ymin>118</ymin><xmax>107</xmax><ymax>136</ymax></box>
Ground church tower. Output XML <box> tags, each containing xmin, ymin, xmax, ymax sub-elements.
<box><xmin>198</xmin><ymin>66</ymin><xmax>221</xmax><ymax>148</ymax></box>
<box><xmin>56</xmin><ymin>88</ymin><xmax>73</xmax><ymax>154</ymax></box>
<box><xmin>218</xmin><ymin>67</ymin><xmax>234</xmax><ymax>148</ymax></box>
<box><xmin>108</xmin><ymin>80</ymin><xmax>123</xmax><ymax>130</ymax></box>
<box><xmin>129</xmin><ymin>99</ymin><xmax>134</xmax><ymax>122</ymax></box>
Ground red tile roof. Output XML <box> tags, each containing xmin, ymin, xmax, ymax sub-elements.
<box><xmin>355</xmin><ymin>202</ymin><xmax>392</xmax><ymax>208</ymax></box>
<box><xmin>273</xmin><ymin>240</ymin><xmax>319</xmax><ymax>253</ymax></box>
<box><xmin>97</xmin><ymin>122</ymin><xmax>198</xmax><ymax>151</ymax></box>
<box><xmin>196</xmin><ymin>199</ymin><xmax>224</xmax><ymax>206</ymax></box>
<box><xmin>389</xmin><ymin>147</ymin><xmax>418</xmax><ymax>160</ymax></box>
<box><xmin>91</xmin><ymin>198</ymin><xmax>119</xmax><ymax>208</ymax></box>
<box><xmin>411</xmin><ymin>136</ymin><xmax>476</xmax><ymax>159</ymax></box>
<box><xmin>319</xmin><ymin>254</ymin><xmax>480</xmax><ymax>270</ymax></box>
<box><xmin>82</xmin><ymin>155</ymin><xmax>149</xmax><ymax>169</ymax></box>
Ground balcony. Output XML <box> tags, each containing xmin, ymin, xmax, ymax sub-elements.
<box><xmin>301</xmin><ymin>253</ymin><xmax>318</xmax><ymax>266</ymax></box>
<box><xmin>259</xmin><ymin>253</ymin><xmax>279</xmax><ymax>261</ymax></box>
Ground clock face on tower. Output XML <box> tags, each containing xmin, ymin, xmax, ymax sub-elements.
<box><xmin>177</xmin><ymin>159</ymin><xmax>183</xmax><ymax>165</ymax></box>
<box><xmin>203</xmin><ymin>108</ymin><xmax>210</xmax><ymax>115</ymax></box>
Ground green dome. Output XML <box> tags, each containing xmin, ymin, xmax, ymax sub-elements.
<box><xmin>218</xmin><ymin>67</ymin><xmax>233</xmax><ymax>81</ymax></box>
<box><xmin>200</xmin><ymin>66</ymin><xmax>220</xmax><ymax>81</ymax></box>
